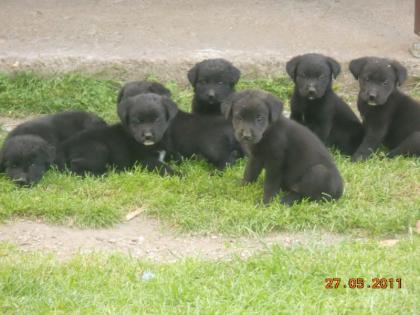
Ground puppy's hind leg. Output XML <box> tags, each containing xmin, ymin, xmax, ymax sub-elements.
<box><xmin>387</xmin><ymin>131</ymin><xmax>420</xmax><ymax>158</ymax></box>
<box><xmin>292</xmin><ymin>164</ymin><xmax>343</xmax><ymax>202</ymax></box>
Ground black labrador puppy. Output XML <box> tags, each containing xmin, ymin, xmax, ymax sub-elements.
<box><xmin>117</xmin><ymin>91</ymin><xmax>242</xmax><ymax>170</ymax></box>
<box><xmin>188</xmin><ymin>58</ymin><xmax>241</xmax><ymax>115</ymax></box>
<box><xmin>0</xmin><ymin>111</ymin><xmax>106</xmax><ymax>186</ymax></box>
<box><xmin>349</xmin><ymin>57</ymin><xmax>420</xmax><ymax>160</ymax></box>
<box><xmin>221</xmin><ymin>89</ymin><xmax>343</xmax><ymax>205</ymax></box>
<box><xmin>57</xmin><ymin>85</ymin><xmax>176</xmax><ymax>176</ymax></box>
<box><xmin>286</xmin><ymin>53</ymin><xmax>364</xmax><ymax>155</ymax></box>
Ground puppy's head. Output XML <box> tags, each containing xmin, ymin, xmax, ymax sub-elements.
<box><xmin>188</xmin><ymin>58</ymin><xmax>241</xmax><ymax>105</ymax></box>
<box><xmin>349</xmin><ymin>57</ymin><xmax>407</xmax><ymax>106</ymax></box>
<box><xmin>117</xmin><ymin>81</ymin><xmax>171</xmax><ymax>104</ymax></box>
<box><xmin>221</xmin><ymin>89</ymin><xmax>283</xmax><ymax>144</ymax></box>
<box><xmin>0</xmin><ymin>135</ymin><xmax>55</xmax><ymax>186</ymax></box>
<box><xmin>286</xmin><ymin>53</ymin><xmax>340</xmax><ymax>100</ymax></box>
<box><xmin>118</xmin><ymin>93</ymin><xmax>178</xmax><ymax>146</ymax></box>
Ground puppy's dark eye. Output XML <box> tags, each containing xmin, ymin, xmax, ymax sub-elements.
<box><xmin>383</xmin><ymin>80</ymin><xmax>389</xmax><ymax>86</ymax></box>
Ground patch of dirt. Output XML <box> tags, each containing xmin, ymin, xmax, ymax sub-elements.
<box><xmin>0</xmin><ymin>0</ymin><xmax>419</xmax><ymax>80</ymax></box>
<box><xmin>0</xmin><ymin>116</ymin><xmax>32</xmax><ymax>132</ymax></box>
<box><xmin>0</xmin><ymin>216</ymin><xmax>347</xmax><ymax>262</ymax></box>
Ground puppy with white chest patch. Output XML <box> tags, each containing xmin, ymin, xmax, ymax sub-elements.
<box><xmin>349</xmin><ymin>57</ymin><xmax>420</xmax><ymax>160</ymax></box>
<box><xmin>117</xmin><ymin>82</ymin><xmax>242</xmax><ymax>169</ymax></box>
<box><xmin>188</xmin><ymin>58</ymin><xmax>241</xmax><ymax>115</ymax></box>
<box><xmin>222</xmin><ymin>89</ymin><xmax>343</xmax><ymax>205</ymax></box>
<box><xmin>286</xmin><ymin>53</ymin><xmax>364</xmax><ymax>155</ymax></box>
<box><xmin>57</xmin><ymin>83</ymin><xmax>176</xmax><ymax>176</ymax></box>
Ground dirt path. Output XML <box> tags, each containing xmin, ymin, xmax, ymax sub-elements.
<box><xmin>0</xmin><ymin>0</ymin><xmax>419</xmax><ymax>80</ymax></box>
<box><xmin>0</xmin><ymin>216</ymin><xmax>347</xmax><ymax>262</ymax></box>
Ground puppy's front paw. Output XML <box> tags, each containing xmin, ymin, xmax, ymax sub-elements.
<box><xmin>351</xmin><ymin>153</ymin><xmax>368</xmax><ymax>162</ymax></box>
<box><xmin>240</xmin><ymin>178</ymin><xmax>252</xmax><ymax>186</ymax></box>
<box><xmin>280</xmin><ymin>192</ymin><xmax>302</xmax><ymax>206</ymax></box>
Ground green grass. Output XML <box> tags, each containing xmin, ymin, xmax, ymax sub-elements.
<box><xmin>0</xmin><ymin>73</ymin><xmax>419</xmax><ymax>236</ymax></box>
<box><xmin>0</xmin><ymin>238</ymin><xmax>418</xmax><ymax>314</ymax></box>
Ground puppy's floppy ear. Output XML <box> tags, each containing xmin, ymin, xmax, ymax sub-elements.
<box><xmin>187</xmin><ymin>64</ymin><xmax>198</xmax><ymax>85</ymax></box>
<box><xmin>391</xmin><ymin>60</ymin><xmax>407</xmax><ymax>86</ymax></box>
<box><xmin>349</xmin><ymin>57</ymin><xmax>368</xmax><ymax>80</ymax></box>
<box><xmin>221</xmin><ymin>93</ymin><xmax>236</xmax><ymax>120</ymax></box>
<box><xmin>150</xmin><ymin>82</ymin><xmax>172</xmax><ymax>97</ymax></box>
<box><xmin>162</xmin><ymin>97</ymin><xmax>178</xmax><ymax>121</ymax></box>
<box><xmin>117</xmin><ymin>98</ymin><xmax>131</xmax><ymax>126</ymax></box>
<box><xmin>326</xmin><ymin>57</ymin><xmax>341</xmax><ymax>79</ymax></box>
<box><xmin>286</xmin><ymin>55</ymin><xmax>301</xmax><ymax>81</ymax></box>
<box><xmin>264</xmin><ymin>92</ymin><xmax>283</xmax><ymax>123</ymax></box>
<box><xmin>228</xmin><ymin>64</ymin><xmax>241</xmax><ymax>85</ymax></box>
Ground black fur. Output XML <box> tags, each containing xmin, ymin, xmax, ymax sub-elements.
<box><xmin>117</xmin><ymin>80</ymin><xmax>171</xmax><ymax>104</ymax></box>
<box><xmin>349</xmin><ymin>57</ymin><xmax>420</xmax><ymax>160</ymax></box>
<box><xmin>188</xmin><ymin>58</ymin><xmax>241</xmax><ymax>115</ymax></box>
<box><xmin>222</xmin><ymin>89</ymin><xmax>343</xmax><ymax>205</ymax></box>
<box><xmin>57</xmin><ymin>89</ymin><xmax>176</xmax><ymax>176</ymax></box>
<box><xmin>117</xmin><ymin>90</ymin><xmax>242</xmax><ymax>169</ymax></box>
<box><xmin>286</xmin><ymin>53</ymin><xmax>364</xmax><ymax>155</ymax></box>
<box><xmin>0</xmin><ymin>111</ymin><xmax>106</xmax><ymax>186</ymax></box>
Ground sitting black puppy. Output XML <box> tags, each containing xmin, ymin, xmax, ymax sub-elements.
<box><xmin>57</xmin><ymin>88</ymin><xmax>176</xmax><ymax>176</ymax></box>
<box><xmin>286</xmin><ymin>53</ymin><xmax>364</xmax><ymax>155</ymax></box>
<box><xmin>117</xmin><ymin>91</ymin><xmax>242</xmax><ymax>170</ymax></box>
<box><xmin>349</xmin><ymin>57</ymin><xmax>420</xmax><ymax>160</ymax></box>
<box><xmin>221</xmin><ymin>89</ymin><xmax>343</xmax><ymax>205</ymax></box>
<box><xmin>188</xmin><ymin>58</ymin><xmax>241</xmax><ymax>115</ymax></box>
<box><xmin>0</xmin><ymin>111</ymin><xmax>106</xmax><ymax>186</ymax></box>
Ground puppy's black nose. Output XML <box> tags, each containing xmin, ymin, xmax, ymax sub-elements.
<box><xmin>241</xmin><ymin>130</ymin><xmax>253</xmax><ymax>141</ymax></box>
<box><xmin>207</xmin><ymin>89</ymin><xmax>216</xmax><ymax>99</ymax></box>
<box><xmin>144</xmin><ymin>132</ymin><xmax>153</xmax><ymax>140</ymax></box>
<box><xmin>307</xmin><ymin>87</ymin><xmax>317</xmax><ymax>98</ymax></box>
<box><xmin>368</xmin><ymin>94</ymin><xmax>376</xmax><ymax>101</ymax></box>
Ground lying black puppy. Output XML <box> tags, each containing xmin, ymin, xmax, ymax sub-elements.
<box><xmin>349</xmin><ymin>57</ymin><xmax>420</xmax><ymax>160</ymax></box>
<box><xmin>188</xmin><ymin>58</ymin><xmax>241</xmax><ymax>115</ymax></box>
<box><xmin>221</xmin><ymin>89</ymin><xmax>343</xmax><ymax>205</ymax></box>
<box><xmin>286</xmin><ymin>53</ymin><xmax>364</xmax><ymax>155</ymax></box>
<box><xmin>57</xmin><ymin>90</ymin><xmax>175</xmax><ymax>176</ymax></box>
<box><xmin>117</xmin><ymin>92</ymin><xmax>242</xmax><ymax>169</ymax></box>
<box><xmin>0</xmin><ymin>111</ymin><xmax>106</xmax><ymax>186</ymax></box>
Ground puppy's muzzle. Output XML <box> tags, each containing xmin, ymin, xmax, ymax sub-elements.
<box><xmin>367</xmin><ymin>92</ymin><xmax>378</xmax><ymax>105</ymax></box>
<box><xmin>240</xmin><ymin>130</ymin><xmax>254</xmax><ymax>142</ymax></box>
<box><xmin>207</xmin><ymin>89</ymin><xmax>217</xmax><ymax>102</ymax></box>
<box><xmin>143</xmin><ymin>132</ymin><xmax>155</xmax><ymax>146</ymax></box>
<box><xmin>307</xmin><ymin>87</ymin><xmax>317</xmax><ymax>99</ymax></box>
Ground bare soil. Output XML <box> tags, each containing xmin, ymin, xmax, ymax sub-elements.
<box><xmin>0</xmin><ymin>0</ymin><xmax>419</xmax><ymax>80</ymax></box>
<box><xmin>0</xmin><ymin>216</ymin><xmax>347</xmax><ymax>262</ymax></box>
